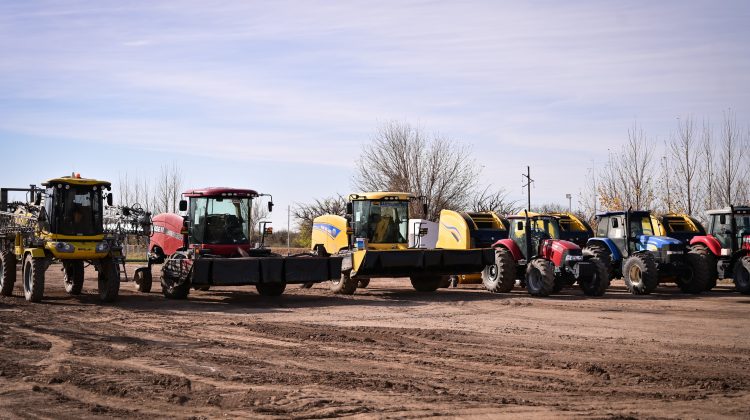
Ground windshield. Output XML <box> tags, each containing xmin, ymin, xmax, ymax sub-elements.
<box><xmin>629</xmin><ymin>215</ymin><xmax>654</xmax><ymax>237</ymax></box>
<box><xmin>352</xmin><ymin>199</ymin><xmax>408</xmax><ymax>244</ymax></box>
<box><xmin>44</xmin><ymin>185</ymin><xmax>104</xmax><ymax>236</ymax></box>
<box><xmin>190</xmin><ymin>197</ymin><xmax>251</xmax><ymax>244</ymax></box>
<box><xmin>531</xmin><ymin>217</ymin><xmax>560</xmax><ymax>239</ymax></box>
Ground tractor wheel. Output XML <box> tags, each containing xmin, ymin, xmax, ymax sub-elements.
<box><xmin>63</xmin><ymin>260</ymin><xmax>84</xmax><ymax>295</ymax></box>
<box><xmin>410</xmin><ymin>275</ymin><xmax>442</xmax><ymax>292</ymax></box>
<box><xmin>579</xmin><ymin>257</ymin><xmax>610</xmax><ymax>297</ymax></box>
<box><xmin>525</xmin><ymin>259</ymin><xmax>555</xmax><ymax>297</ymax></box>
<box><xmin>733</xmin><ymin>256</ymin><xmax>750</xmax><ymax>295</ymax></box>
<box><xmin>690</xmin><ymin>244</ymin><xmax>718</xmax><ymax>290</ymax></box>
<box><xmin>482</xmin><ymin>247</ymin><xmax>517</xmax><ymax>293</ymax></box>
<box><xmin>357</xmin><ymin>279</ymin><xmax>370</xmax><ymax>289</ymax></box>
<box><xmin>584</xmin><ymin>244</ymin><xmax>614</xmax><ymax>279</ymax></box>
<box><xmin>22</xmin><ymin>255</ymin><xmax>46</xmax><ymax>303</ymax></box>
<box><xmin>330</xmin><ymin>270</ymin><xmax>357</xmax><ymax>295</ymax></box>
<box><xmin>622</xmin><ymin>253</ymin><xmax>658</xmax><ymax>295</ymax></box>
<box><xmin>161</xmin><ymin>270</ymin><xmax>190</xmax><ymax>300</ymax></box>
<box><xmin>133</xmin><ymin>267</ymin><xmax>152</xmax><ymax>293</ymax></box>
<box><xmin>0</xmin><ymin>250</ymin><xmax>16</xmax><ymax>296</ymax></box>
<box><xmin>676</xmin><ymin>251</ymin><xmax>709</xmax><ymax>294</ymax></box>
<box><xmin>256</xmin><ymin>282</ymin><xmax>286</xmax><ymax>297</ymax></box>
<box><xmin>97</xmin><ymin>258</ymin><xmax>120</xmax><ymax>303</ymax></box>
<box><xmin>552</xmin><ymin>275</ymin><xmax>567</xmax><ymax>293</ymax></box>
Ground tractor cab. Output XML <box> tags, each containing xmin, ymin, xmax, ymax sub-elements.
<box><xmin>592</xmin><ymin>210</ymin><xmax>684</xmax><ymax>259</ymax></box>
<box><xmin>178</xmin><ymin>187</ymin><xmax>273</xmax><ymax>257</ymax></box>
<box><xmin>507</xmin><ymin>213</ymin><xmax>560</xmax><ymax>259</ymax></box>
<box><xmin>706</xmin><ymin>206</ymin><xmax>750</xmax><ymax>253</ymax></box>
<box><xmin>549</xmin><ymin>212</ymin><xmax>594</xmax><ymax>248</ymax></box>
<box><xmin>347</xmin><ymin>192</ymin><xmax>426</xmax><ymax>250</ymax></box>
<box><xmin>39</xmin><ymin>175</ymin><xmax>112</xmax><ymax>239</ymax></box>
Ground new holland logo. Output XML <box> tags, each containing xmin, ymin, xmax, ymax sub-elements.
<box><xmin>441</xmin><ymin>223</ymin><xmax>461</xmax><ymax>242</ymax></box>
<box><xmin>313</xmin><ymin>223</ymin><xmax>341</xmax><ymax>239</ymax></box>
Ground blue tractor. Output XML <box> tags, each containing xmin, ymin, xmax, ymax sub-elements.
<box><xmin>584</xmin><ymin>210</ymin><xmax>709</xmax><ymax>295</ymax></box>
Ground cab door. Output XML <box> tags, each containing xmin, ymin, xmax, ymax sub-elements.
<box><xmin>608</xmin><ymin>216</ymin><xmax>627</xmax><ymax>256</ymax></box>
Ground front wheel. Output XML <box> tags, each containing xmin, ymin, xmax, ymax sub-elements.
<box><xmin>676</xmin><ymin>251</ymin><xmax>709</xmax><ymax>294</ymax></box>
<box><xmin>23</xmin><ymin>255</ymin><xmax>46</xmax><ymax>302</ymax></box>
<box><xmin>357</xmin><ymin>279</ymin><xmax>370</xmax><ymax>289</ymax></box>
<box><xmin>97</xmin><ymin>258</ymin><xmax>120</xmax><ymax>303</ymax></box>
<box><xmin>330</xmin><ymin>270</ymin><xmax>357</xmax><ymax>295</ymax></box>
<box><xmin>0</xmin><ymin>250</ymin><xmax>17</xmax><ymax>296</ymax></box>
<box><xmin>133</xmin><ymin>267</ymin><xmax>152</xmax><ymax>293</ymax></box>
<box><xmin>622</xmin><ymin>253</ymin><xmax>658</xmax><ymax>295</ymax></box>
<box><xmin>63</xmin><ymin>260</ymin><xmax>84</xmax><ymax>295</ymax></box>
<box><xmin>734</xmin><ymin>256</ymin><xmax>750</xmax><ymax>295</ymax></box>
<box><xmin>482</xmin><ymin>247</ymin><xmax>516</xmax><ymax>293</ymax></box>
<box><xmin>690</xmin><ymin>244</ymin><xmax>718</xmax><ymax>290</ymax></box>
<box><xmin>256</xmin><ymin>282</ymin><xmax>286</xmax><ymax>296</ymax></box>
<box><xmin>410</xmin><ymin>275</ymin><xmax>442</xmax><ymax>292</ymax></box>
<box><xmin>525</xmin><ymin>259</ymin><xmax>555</xmax><ymax>297</ymax></box>
<box><xmin>578</xmin><ymin>257</ymin><xmax>610</xmax><ymax>296</ymax></box>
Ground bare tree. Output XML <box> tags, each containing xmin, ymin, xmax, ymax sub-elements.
<box><xmin>353</xmin><ymin>121</ymin><xmax>480</xmax><ymax>220</ymax></box>
<box><xmin>716</xmin><ymin>110</ymin><xmax>747</xmax><ymax>207</ymax></box>
<box><xmin>698</xmin><ymin>120</ymin><xmax>716</xmax><ymax>213</ymax></box>
<box><xmin>154</xmin><ymin>164</ymin><xmax>184</xmax><ymax>214</ymax></box>
<box><xmin>598</xmin><ymin>123</ymin><xmax>655</xmax><ymax>211</ymax></box>
<box><xmin>471</xmin><ymin>186</ymin><xmax>520</xmax><ymax>215</ymax></box>
<box><xmin>666</xmin><ymin>116</ymin><xmax>701</xmax><ymax>214</ymax></box>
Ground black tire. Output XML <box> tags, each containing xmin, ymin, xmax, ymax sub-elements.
<box><xmin>63</xmin><ymin>260</ymin><xmax>84</xmax><ymax>295</ymax></box>
<box><xmin>133</xmin><ymin>267</ymin><xmax>152</xmax><ymax>293</ymax></box>
<box><xmin>0</xmin><ymin>250</ymin><xmax>16</xmax><ymax>297</ymax></box>
<box><xmin>584</xmin><ymin>244</ymin><xmax>614</xmax><ymax>279</ymax></box>
<box><xmin>552</xmin><ymin>275</ymin><xmax>566</xmax><ymax>293</ymax></box>
<box><xmin>525</xmin><ymin>259</ymin><xmax>555</xmax><ymax>297</ymax></box>
<box><xmin>330</xmin><ymin>270</ymin><xmax>357</xmax><ymax>295</ymax></box>
<box><xmin>676</xmin><ymin>251</ymin><xmax>709</xmax><ymax>294</ymax></box>
<box><xmin>22</xmin><ymin>255</ymin><xmax>45</xmax><ymax>303</ymax></box>
<box><xmin>97</xmin><ymin>258</ymin><xmax>120</xmax><ymax>303</ymax></box>
<box><xmin>256</xmin><ymin>282</ymin><xmax>286</xmax><ymax>296</ymax></box>
<box><xmin>357</xmin><ymin>279</ymin><xmax>370</xmax><ymax>289</ymax></box>
<box><xmin>410</xmin><ymin>275</ymin><xmax>442</xmax><ymax>292</ymax></box>
<box><xmin>578</xmin><ymin>257</ymin><xmax>610</xmax><ymax>297</ymax></box>
<box><xmin>622</xmin><ymin>253</ymin><xmax>658</xmax><ymax>295</ymax></box>
<box><xmin>482</xmin><ymin>247</ymin><xmax>516</xmax><ymax>293</ymax></box>
<box><xmin>691</xmin><ymin>244</ymin><xmax>718</xmax><ymax>290</ymax></box>
<box><xmin>733</xmin><ymin>256</ymin><xmax>750</xmax><ymax>295</ymax></box>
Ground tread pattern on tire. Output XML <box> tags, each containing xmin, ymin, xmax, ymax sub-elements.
<box><xmin>622</xmin><ymin>253</ymin><xmax>658</xmax><ymax>295</ymax></box>
<box><xmin>0</xmin><ymin>250</ymin><xmax>16</xmax><ymax>296</ymax></box>
<box><xmin>677</xmin><ymin>250</ymin><xmax>709</xmax><ymax>294</ymax></box>
<box><xmin>734</xmin><ymin>256</ymin><xmax>750</xmax><ymax>295</ymax></box>
<box><xmin>525</xmin><ymin>258</ymin><xmax>555</xmax><ymax>297</ymax></box>
<box><xmin>134</xmin><ymin>267</ymin><xmax>153</xmax><ymax>293</ymax></box>
<box><xmin>63</xmin><ymin>260</ymin><xmax>84</xmax><ymax>295</ymax></box>
<box><xmin>256</xmin><ymin>282</ymin><xmax>286</xmax><ymax>296</ymax></box>
<box><xmin>410</xmin><ymin>275</ymin><xmax>442</xmax><ymax>292</ymax></box>
<box><xmin>330</xmin><ymin>270</ymin><xmax>357</xmax><ymax>295</ymax></box>
<box><xmin>97</xmin><ymin>258</ymin><xmax>120</xmax><ymax>303</ymax></box>
<box><xmin>579</xmin><ymin>257</ymin><xmax>611</xmax><ymax>297</ymax></box>
<box><xmin>584</xmin><ymin>243</ymin><xmax>614</xmax><ymax>279</ymax></box>
<box><xmin>482</xmin><ymin>247</ymin><xmax>516</xmax><ymax>293</ymax></box>
<box><xmin>691</xmin><ymin>244</ymin><xmax>718</xmax><ymax>290</ymax></box>
<box><xmin>23</xmin><ymin>255</ymin><xmax>45</xmax><ymax>303</ymax></box>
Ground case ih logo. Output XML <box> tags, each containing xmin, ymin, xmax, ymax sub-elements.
<box><xmin>153</xmin><ymin>225</ymin><xmax>183</xmax><ymax>240</ymax></box>
<box><xmin>313</xmin><ymin>223</ymin><xmax>341</xmax><ymax>238</ymax></box>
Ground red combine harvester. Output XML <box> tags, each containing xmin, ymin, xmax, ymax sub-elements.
<box><xmin>146</xmin><ymin>187</ymin><xmax>341</xmax><ymax>299</ymax></box>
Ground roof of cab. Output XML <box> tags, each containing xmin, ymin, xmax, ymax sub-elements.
<box><xmin>182</xmin><ymin>187</ymin><xmax>259</xmax><ymax>198</ymax></box>
<box><xmin>349</xmin><ymin>192</ymin><xmax>415</xmax><ymax>200</ymax></box>
<box><xmin>43</xmin><ymin>176</ymin><xmax>111</xmax><ymax>188</ymax></box>
<box><xmin>706</xmin><ymin>206</ymin><xmax>750</xmax><ymax>215</ymax></box>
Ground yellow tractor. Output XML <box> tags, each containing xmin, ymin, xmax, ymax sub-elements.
<box><xmin>311</xmin><ymin>192</ymin><xmax>493</xmax><ymax>293</ymax></box>
<box><xmin>0</xmin><ymin>175</ymin><xmax>121</xmax><ymax>302</ymax></box>
<box><xmin>433</xmin><ymin>210</ymin><xmax>509</xmax><ymax>286</ymax></box>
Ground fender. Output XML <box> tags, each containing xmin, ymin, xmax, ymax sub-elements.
<box><xmin>541</xmin><ymin>239</ymin><xmax>579</xmax><ymax>267</ymax></box>
<box><xmin>689</xmin><ymin>235</ymin><xmax>722</xmax><ymax>257</ymax></box>
<box><xmin>586</xmin><ymin>238</ymin><xmax>622</xmax><ymax>263</ymax></box>
<box><xmin>491</xmin><ymin>238</ymin><xmax>523</xmax><ymax>261</ymax></box>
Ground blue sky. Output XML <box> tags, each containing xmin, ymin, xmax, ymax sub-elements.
<box><xmin>1</xmin><ymin>0</ymin><xmax>748</xmax><ymax>227</ymax></box>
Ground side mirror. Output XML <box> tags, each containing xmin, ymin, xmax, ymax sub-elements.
<box><xmin>268</xmin><ymin>201</ymin><xmax>274</xmax><ymax>212</ymax></box>
<box><xmin>179</xmin><ymin>200</ymin><xmax>188</xmax><ymax>212</ymax></box>
<box><xmin>264</xmin><ymin>227</ymin><xmax>273</xmax><ymax>235</ymax></box>
<box><xmin>107</xmin><ymin>193</ymin><xmax>113</xmax><ymax>206</ymax></box>
<box><xmin>423</xmin><ymin>203</ymin><xmax>429</xmax><ymax>217</ymax></box>
<box><xmin>346</xmin><ymin>202</ymin><xmax>353</xmax><ymax>215</ymax></box>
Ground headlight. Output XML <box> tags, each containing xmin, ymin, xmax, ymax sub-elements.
<box><xmin>565</xmin><ymin>255</ymin><xmax>583</xmax><ymax>262</ymax></box>
<box><xmin>721</xmin><ymin>249</ymin><xmax>730</xmax><ymax>256</ymax></box>
<box><xmin>666</xmin><ymin>250</ymin><xmax>682</xmax><ymax>255</ymax></box>
<box><xmin>54</xmin><ymin>242</ymin><xmax>75</xmax><ymax>253</ymax></box>
<box><xmin>95</xmin><ymin>242</ymin><xmax>110</xmax><ymax>253</ymax></box>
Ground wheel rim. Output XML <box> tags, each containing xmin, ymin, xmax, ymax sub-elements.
<box><xmin>628</xmin><ymin>265</ymin><xmax>642</xmax><ymax>285</ymax></box>
<box><xmin>24</xmin><ymin>260</ymin><xmax>31</xmax><ymax>293</ymax></box>
<box><xmin>488</xmin><ymin>265</ymin><xmax>498</xmax><ymax>281</ymax></box>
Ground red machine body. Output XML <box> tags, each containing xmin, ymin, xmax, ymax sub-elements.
<box><xmin>150</xmin><ymin>213</ymin><xmax>186</xmax><ymax>257</ymax></box>
<box><xmin>540</xmin><ymin>239</ymin><xmax>580</xmax><ymax>267</ymax></box>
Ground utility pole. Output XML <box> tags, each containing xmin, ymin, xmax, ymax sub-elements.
<box><xmin>287</xmin><ymin>204</ymin><xmax>291</xmax><ymax>256</ymax></box>
<box><xmin>522</xmin><ymin>166</ymin><xmax>534</xmax><ymax>211</ymax></box>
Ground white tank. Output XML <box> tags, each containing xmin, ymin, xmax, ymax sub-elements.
<box><xmin>408</xmin><ymin>219</ymin><xmax>438</xmax><ymax>249</ymax></box>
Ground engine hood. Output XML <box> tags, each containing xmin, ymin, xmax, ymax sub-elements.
<box><xmin>637</xmin><ymin>235</ymin><xmax>683</xmax><ymax>252</ymax></box>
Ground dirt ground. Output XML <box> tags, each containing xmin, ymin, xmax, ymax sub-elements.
<box><xmin>0</xmin><ymin>264</ymin><xmax>748</xmax><ymax>419</ymax></box>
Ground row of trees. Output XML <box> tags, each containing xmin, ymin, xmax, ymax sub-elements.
<box><xmin>582</xmin><ymin>110</ymin><xmax>749</xmax><ymax>222</ymax></box>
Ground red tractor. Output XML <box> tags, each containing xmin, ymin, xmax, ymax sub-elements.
<box><xmin>481</xmin><ymin>212</ymin><xmax>610</xmax><ymax>296</ymax></box>
<box><xmin>146</xmin><ymin>187</ymin><xmax>341</xmax><ymax>299</ymax></box>
<box><xmin>689</xmin><ymin>206</ymin><xmax>750</xmax><ymax>294</ymax></box>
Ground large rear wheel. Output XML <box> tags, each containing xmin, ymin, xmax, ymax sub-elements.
<box><xmin>733</xmin><ymin>256</ymin><xmax>750</xmax><ymax>295</ymax></box>
<box><xmin>676</xmin><ymin>251</ymin><xmax>709</xmax><ymax>294</ymax></box>
<box><xmin>97</xmin><ymin>258</ymin><xmax>120</xmax><ymax>303</ymax></box>
<box><xmin>256</xmin><ymin>282</ymin><xmax>286</xmax><ymax>296</ymax></box>
<box><xmin>622</xmin><ymin>253</ymin><xmax>658</xmax><ymax>295</ymax></box>
<box><xmin>0</xmin><ymin>250</ymin><xmax>16</xmax><ymax>296</ymax></box>
<box><xmin>482</xmin><ymin>247</ymin><xmax>516</xmax><ymax>293</ymax></box>
<box><xmin>578</xmin><ymin>257</ymin><xmax>610</xmax><ymax>296</ymax></box>
<box><xmin>410</xmin><ymin>274</ymin><xmax>442</xmax><ymax>292</ymax></box>
<box><xmin>525</xmin><ymin>259</ymin><xmax>555</xmax><ymax>297</ymax></box>
<box><xmin>22</xmin><ymin>255</ymin><xmax>46</xmax><ymax>303</ymax></box>
<box><xmin>63</xmin><ymin>260</ymin><xmax>84</xmax><ymax>295</ymax></box>
<box><xmin>330</xmin><ymin>270</ymin><xmax>357</xmax><ymax>295</ymax></box>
